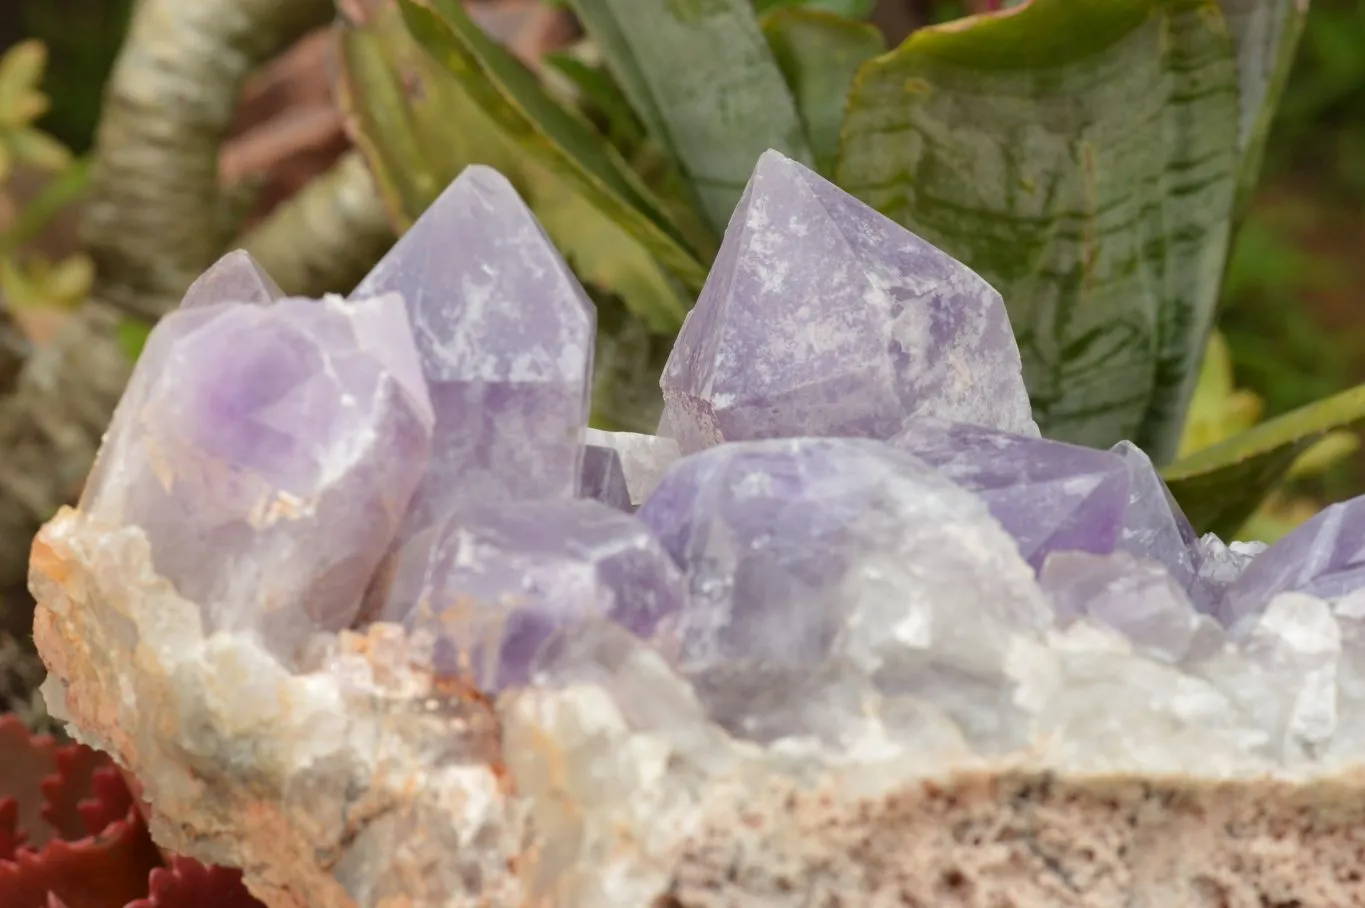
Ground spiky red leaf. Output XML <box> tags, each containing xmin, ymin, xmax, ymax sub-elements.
<box><xmin>0</xmin><ymin>808</ymin><xmax>160</xmax><ymax>908</ymax></box>
<box><xmin>127</xmin><ymin>856</ymin><xmax>267</xmax><ymax>908</ymax></box>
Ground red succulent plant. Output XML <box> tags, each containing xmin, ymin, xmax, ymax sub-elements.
<box><xmin>0</xmin><ymin>713</ymin><xmax>266</xmax><ymax>908</ymax></box>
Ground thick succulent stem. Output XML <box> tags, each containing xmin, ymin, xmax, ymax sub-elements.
<box><xmin>84</xmin><ymin>0</ymin><xmax>338</xmax><ymax>319</ymax></box>
<box><xmin>242</xmin><ymin>149</ymin><xmax>393</xmax><ymax>298</ymax></box>
<box><xmin>0</xmin><ymin>0</ymin><xmax>391</xmax><ymax>600</ymax></box>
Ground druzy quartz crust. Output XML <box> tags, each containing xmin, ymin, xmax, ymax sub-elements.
<box><xmin>28</xmin><ymin>154</ymin><xmax>1365</xmax><ymax>908</ymax></box>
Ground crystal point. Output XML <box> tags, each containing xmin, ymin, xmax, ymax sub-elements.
<box><xmin>179</xmin><ymin>249</ymin><xmax>283</xmax><ymax>309</ymax></box>
<box><xmin>659</xmin><ymin>150</ymin><xmax>1036</xmax><ymax>452</ymax></box>
<box><xmin>380</xmin><ymin>498</ymin><xmax>686</xmax><ymax>690</ymax></box>
<box><xmin>1221</xmin><ymin>499</ymin><xmax>1365</xmax><ymax>625</ymax></box>
<box><xmin>1110</xmin><ymin>441</ymin><xmax>1199</xmax><ymax>589</ymax></box>
<box><xmin>81</xmin><ymin>295</ymin><xmax>434</xmax><ymax>661</ymax></box>
<box><xmin>352</xmin><ymin>165</ymin><xmax>597</xmax><ymax>536</ymax></box>
<box><xmin>889</xmin><ymin>417</ymin><xmax>1130</xmax><ymax>569</ymax></box>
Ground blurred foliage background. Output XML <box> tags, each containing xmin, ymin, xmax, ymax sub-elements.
<box><xmin>1</xmin><ymin>0</ymin><xmax>1364</xmax><ymax>539</ymax></box>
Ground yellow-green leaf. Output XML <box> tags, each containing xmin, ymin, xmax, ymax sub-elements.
<box><xmin>1163</xmin><ymin>383</ymin><xmax>1365</xmax><ymax>539</ymax></box>
<box><xmin>836</xmin><ymin>0</ymin><xmax>1240</xmax><ymax>462</ymax></box>
<box><xmin>760</xmin><ymin>7</ymin><xmax>884</xmax><ymax>176</ymax></box>
<box><xmin>0</xmin><ymin>140</ymin><xmax>12</xmax><ymax>185</ymax></box>
<box><xmin>7</xmin><ymin>127</ymin><xmax>71</xmax><ymax>171</ymax></box>
<box><xmin>402</xmin><ymin>0</ymin><xmax>710</xmax><ymax>303</ymax></box>
<box><xmin>561</xmin><ymin>0</ymin><xmax>814</xmax><ymax>234</ymax></box>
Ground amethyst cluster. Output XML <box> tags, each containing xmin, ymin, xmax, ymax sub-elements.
<box><xmin>81</xmin><ymin>151</ymin><xmax>1365</xmax><ymax>757</ymax></box>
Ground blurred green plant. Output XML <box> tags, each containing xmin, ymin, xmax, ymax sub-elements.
<box><xmin>1176</xmin><ymin>330</ymin><xmax>1359</xmax><ymax>542</ymax></box>
<box><xmin>340</xmin><ymin>0</ymin><xmax>1365</xmax><ymax>538</ymax></box>
<box><xmin>0</xmin><ymin>40</ymin><xmax>95</xmax><ymax>319</ymax></box>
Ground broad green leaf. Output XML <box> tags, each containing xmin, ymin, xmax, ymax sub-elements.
<box><xmin>561</xmin><ymin>0</ymin><xmax>814</xmax><ymax>234</ymax></box>
<box><xmin>1163</xmin><ymin>383</ymin><xmax>1365</xmax><ymax>539</ymax></box>
<box><xmin>402</xmin><ymin>0</ymin><xmax>711</xmax><ymax>300</ymax></box>
<box><xmin>760</xmin><ymin>8</ymin><xmax>884</xmax><ymax>176</ymax></box>
<box><xmin>1218</xmin><ymin>0</ymin><xmax>1310</xmax><ymax>218</ymax></box>
<box><xmin>753</xmin><ymin>0</ymin><xmax>876</xmax><ymax>19</ymax></box>
<box><xmin>837</xmin><ymin>0</ymin><xmax>1240</xmax><ymax>463</ymax></box>
<box><xmin>541</xmin><ymin>51</ymin><xmax>647</xmax><ymax>149</ymax></box>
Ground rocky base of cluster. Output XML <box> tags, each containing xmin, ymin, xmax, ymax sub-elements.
<box><xmin>662</xmin><ymin>772</ymin><xmax>1365</xmax><ymax>908</ymax></box>
<box><xmin>29</xmin><ymin>507</ymin><xmax>1365</xmax><ymax>908</ymax></box>
<box><xmin>29</xmin><ymin>508</ymin><xmax>521</xmax><ymax>908</ymax></box>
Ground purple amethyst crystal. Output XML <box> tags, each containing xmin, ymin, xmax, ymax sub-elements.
<box><xmin>1220</xmin><ymin>499</ymin><xmax>1365</xmax><ymax>626</ymax></box>
<box><xmin>635</xmin><ymin>437</ymin><xmax>1049</xmax><ymax>678</ymax></box>
<box><xmin>659</xmin><ymin>150</ymin><xmax>1036</xmax><ymax>454</ymax></box>
<box><xmin>378</xmin><ymin>498</ymin><xmax>686</xmax><ymax>690</ymax></box>
<box><xmin>1111</xmin><ymin>441</ymin><xmax>1200</xmax><ymax>592</ymax></box>
<box><xmin>351</xmin><ymin>166</ymin><xmax>597</xmax><ymax>537</ymax></box>
<box><xmin>179</xmin><ymin>249</ymin><xmax>283</xmax><ymax>309</ymax></box>
<box><xmin>887</xmin><ymin>418</ymin><xmax>1130</xmax><ymax>569</ymax></box>
<box><xmin>80</xmin><ymin>295</ymin><xmax>434</xmax><ymax>662</ymax></box>
<box><xmin>580</xmin><ymin>444</ymin><xmax>631</xmax><ymax>512</ymax></box>
<box><xmin>1039</xmin><ymin>550</ymin><xmax>1214</xmax><ymax>663</ymax></box>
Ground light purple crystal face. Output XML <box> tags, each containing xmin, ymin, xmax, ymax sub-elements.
<box><xmin>888</xmin><ymin>418</ymin><xmax>1130</xmax><ymax>569</ymax></box>
<box><xmin>81</xmin><ymin>295</ymin><xmax>434</xmax><ymax>661</ymax></box>
<box><xmin>351</xmin><ymin>165</ymin><xmax>597</xmax><ymax>537</ymax></box>
<box><xmin>1221</xmin><ymin>500</ymin><xmax>1365</xmax><ymax>626</ymax></box>
<box><xmin>1039</xmin><ymin>551</ymin><xmax>1214</xmax><ymax>663</ymax></box>
<box><xmin>378</xmin><ymin>498</ymin><xmax>686</xmax><ymax>690</ymax></box>
<box><xmin>635</xmin><ymin>437</ymin><xmax>1049</xmax><ymax>674</ymax></box>
<box><xmin>1110</xmin><ymin>441</ymin><xmax>1199</xmax><ymax>591</ymax></box>
<box><xmin>580</xmin><ymin>445</ymin><xmax>631</xmax><ymax>512</ymax></box>
<box><xmin>179</xmin><ymin>249</ymin><xmax>283</xmax><ymax>309</ymax></box>
<box><xmin>659</xmin><ymin>150</ymin><xmax>1036</xmax><ymax>454</ymax></box>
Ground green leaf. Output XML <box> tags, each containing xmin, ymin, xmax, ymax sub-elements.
<box><xmin>753</xmin><ymin>0</ymin><xmax>876</xmax><ymax>19</ymax></box>
<box><xmin>561</xmin><ymin>0</ymin><xmax>815</xmax><ymax>234</ymax></box>
<box><xmin>836</xmin><ymin>0</ymin><xmax>1240</xmax><ymax>463</ymax></box>
<box><xmin>541</xmin><ymin>51</ymin><xmax>647</xmax><ymax>150</ymax></box>
<box><xmin>1163</xmin><ymin>383</ymin><xmax>1365</xmax><ymax>539</ymax></box>
<box><xmin>1218</xmin><ymin>0</ymin><xmax>1310</xmax><ymax>219</ymax></box>
<box><xmin>760</xmin><ymin>7</ymin><xmax>883</xmax><ymax>176</ymax></box>
<box><xmin>402</xmin><ymin>0</ymin><xmax>711</xmax><ymax>305</ymax></box>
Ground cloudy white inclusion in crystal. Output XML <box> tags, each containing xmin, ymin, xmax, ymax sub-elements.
<box><xmin>351</xmin><ymin>165</ymin><xmax>597</xmax><ymax>539</ymax></box>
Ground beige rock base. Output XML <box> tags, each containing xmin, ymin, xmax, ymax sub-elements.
<box><xmin>665</xmin><ymin>771</ymin><xmax>1365</xmax><ymax>908</ymax></box>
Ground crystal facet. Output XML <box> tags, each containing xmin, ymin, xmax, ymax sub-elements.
<box><xmin>1220</xmin><ymin>500</ymin><xmax>1365</xmax><ymax>626</ymax></box>
<box><xmin>1039</xmin><ymin>550</ymin><xmax>1213</xmax><ymax>663</ymax></box>
<box><xmin>635</xmin><ymin>436</ymin><xmax>1050</xmax><ymax>742</ymax></box>
<box><xmin>888</xmin><ymin>418</ymin><xmax>1130</xmax><ymax>569</ymax></box>
<box><xmin>351</xmin><ymin>166</ymin><xmax>597</xmax><ymax>536</ymax></box>
<box><xmin>179</xmin><ymin>249</ymin><xmax>284</xmax><ymax>309</ymax></box>
<box><xmin>1110</xmin><ymin>440</ymin><xmax>1199</xmax><ymax>590</ymax></box>
<box><xmin>579</xmin><ymin>444</ymin><xmax>631</xmax><ymax>512</ymax></box>
<box><xmin>659</xmin><ymin>150</ymin><xmax>1036</xmax><ymax>453</ymax></box>
<box><xmin>80</xmin><ymin>295</ymin><xmax>434</xmax><ymax>660</ymax></box>
<box><xmin>583</xmin><ymin>428</ymin><xmax>680</xmax><ymax>509</ymax></box>
<box><xmin>379</xmin><ymin>498</ymin><xmax>686</xmax><ymax>690</ymax></box>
